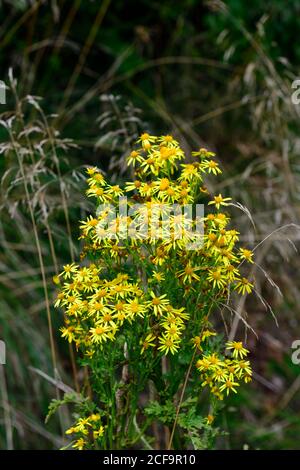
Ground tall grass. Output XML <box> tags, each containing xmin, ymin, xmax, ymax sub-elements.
<box><xmin>0</xmin><ymin>75</ymin><xmax>85</xmax><ymax>448</ymax></box>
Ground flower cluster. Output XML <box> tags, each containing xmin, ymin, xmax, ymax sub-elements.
<box><xmin>196</xmin><ymin>341</ymin><xmax>252</xmax><ymax>400</ymax></box>
<box><xmin>56</xmin><ymin>133</ymin><xmax>254</xmax><ymax>357</ymax></box>
<box><xmin>56</xmin><ymin>264</ymin><xmax>190</xmax><ymax>357</ymax></box>
<box><xmin>55</xmin><ymin>133</ymin><xmax>255</xmax><ymax>448</ymax></box>
<box><xmin>65</xmin><ymin>413</ymin><xmax>104</xmax><ymax>450</ymax></box>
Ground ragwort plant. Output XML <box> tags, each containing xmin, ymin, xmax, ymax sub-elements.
<box><xmin>53</xmin><ymin>133</ymin><xmax>254</xmax><ymax>450</ymax></box>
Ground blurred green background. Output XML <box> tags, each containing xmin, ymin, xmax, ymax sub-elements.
<box><xmin>1</xmin><ymin>0</ymin><xmax>300</xmax><ymax>449</ymax></box>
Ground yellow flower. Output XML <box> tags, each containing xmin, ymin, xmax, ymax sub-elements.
<box><xmin>233</xmin><ymin>360</ymin><xmax>252</xmax><ymax>378</ymax></box>
<box><xmin>196</xmin><ymin>358</ymin><xmax>211</xmax><ymax>371</ymax></box>
<box><xmin>80</xmin><ymin>215</ymin><xmax>99</xmax><ymax>236</ymax></box>
<box><xmin>56</xmin><ymin>134</ymin><xmax>255</xmax><ymax>421</ymax></box>
<box><xmin>163</xmin><ymin>323</ymin><xmax>182</xmax><ymax>340</ymax></box>
<box><xmin>157</xmin><ymin>145</ymin><xmax>184</xmax><ymax>165</ymax></box>
<box><xmin>90</xmin><ymin>324</ymin><xmax>112</xmax><ymax>344</ymax></box>
<box><xmin>224</xmin><ymin>263</ymin><xmax>240</xmax><ymax>281</ymax></box>
<box><xmin>205</xmin><ymin>414</ymin><xmax>215</xmax><ymax>425</ymax></box>
<box><xmin>179</xmin><ymin>163</ymin><xmax>202</xmax><ymax>182</ymax></box>
<box><xmin>60</xmin><ymin>326</ymin><xmax>77</xmax><ymax>343</ymax></box>
<box><xmin>74</xmin><ymin>417</ymin><xmax>90</xmax><ymax>432</ymax></box>
<box><xmin>224</xmin><ymin>359</ymin><xmax>237</xmax><ymax>380</ymax></box>
<box><xmin>244</xmin><ymin>373</ymin><xmax>252</xmax><ymax>383</ymax></box>
<box><xmin>106</xmin><ymin>184</ymin><xmax>124</xmax><ymax>197</ymax></box>
<box><xmin>140</xmin><ymin>333</ymin><xmax>156</xmax><ymax>354</ymax></box>
<box><xmin>140</xmin><ymin>156</ymin><xmax>159</xmax><ymax>174</ymax></box>
<box><xmin>219</xmin><ymin>378</ymin><xmax>239</xmax><ymax>395</ymax></box>
<box><xmin>54</xmin><ymin>292</ymin><xmax>65</xmax><ymax>308</ymax></box>
<box><xmin>89</xmin><ymin>413</ymin><xmax>101</xmax><ymax>422</ymax></box>
<box><xmin>62</xmin><ymin>263</ymin><xmax>78</xmax><ymax>279</ymax></box>
<box><xmin>212</xmin><ymin>367</ymin><xmax>229</xmax><ymax>383</ymax></box>
<box><xmin>201</xmin><ymin>330</ymin><xmax>217</xmax><ymax>341</ymax></box>
<box><xmin>158</xmin><ymin>334</ymin><xmax>180</xmax><ymax>355</ymax></box>
<box><xmin>127</xmin><ymin>150</ymin><xmax>143</xmax><ymax>166</ymax></box>
<box><xmin>226</xmin><ymin>341</ymin><xmax>249</xmax><ymax>359</ymax></box>
<box><xmin>86</xmin><ymin>166</ymin><xmax>98</xmax><ymax>176</ymax></box>
<box><xmin>89</xmin><ymin>300</ymin><xmax>110</xmax><ymax>316</ymax></box>
<box><xmin>207</xmin><ymin>269</ymin><xmax>227</xmax><ymax>289</ymax></box>
<box><xmin>125</xmin><ymin>298</ymin><xmax>147</xmax><ymax>319</ymax></box>
<box><xmin>98</xmin><ymin>312</ymin><xmax>117</xmax><ymax>328</ymax></box>
<box><xmin>125</xmin><ymin>179</ymin><xmax>142</xmax><ymax>191</ymax></box>
<box><xmin>93</xmin><ymin>426</ymin><xmax>104</xmax><ymax>439</ymax></box>
<box><xmin>160</xmin><ymin>312</ymin><xmax>184</xmax><ymax>330</ymax></box>
<box><xmin>176</xmin><ymin>263</ymin><xmax>200</xmax><ymax>284</ymax></box>
<box><xmin>139</xmin><ymin>181</ymin><xmax>155</xmax><ymax>197</ymax></box>
<box><xmin>157</xmin><ymin>134</ymin><xmax>177</xmax><ymax>146</ymax></box>
<box><xmin>235</xmin><ymin>277</ymin><xmax>253</xmax><ymax>295</ymax></box>
<box><xmin>72</xmin><ymin>438</ymin><xmax>85</xmax><ymax>450</ymax></box>
<box><xmin>158</xmin><ymin>177</ymin><xmax>170</xmax><ymax>191</ymax></box>
<box><xmin>201</xmin><ymin>375</ymin><xmax>214</xmax><ymax>388</ymax></box>
<box><xmin>239</xmin><ymin>248</ymin><xmax>254</xmax><ymax>263</ymax></box>
<box><xmin>110</xmin><ymin>283</ymin><xmax>131</xmax><ymax>298</ymax></box>
<box><xmin>150</xmin><ymin>271</ymin><xmax>165</xmax><ymax>283</ymax></box>
<box><xmin>205</xmin><ymin>353</ymin><xmax>224</xmax><ymax>369</ymax></box>
<box><xmin>65</xmin><ymin>426</ymin><xmax>76</xmax><ymax>435</ymax></box>
<box><xmin>192</xmin><ymin>148</ymin><xmax>215</xmax><ymax>159</ymax></box>
<box><xmin>53</xmin><ymin>275</ymin><xmax>60</xmax><ymax>285</ymax></box>
<box><xmin>86</xmin><ymin>185</ymin><xmax>112</xmax><ymax>202</ymax></box>
<box><xmin>137</xmin><ymin>132</ymin><xmax>156</xmax><ymax>149</ymax></box>
<box><xmin>208</xmin><ymin>194</ymin><xmax>232</xmax><ymax>210</ymax></box>
<box><xmin>151</xmin><ymin>247</ymin><xmax>168</xmax><ymax>266</ymax></box>
<box><xmin>191</xmin><ymin>336</ymin><xmax>202</xmax><ymax>350</ymax></box>
<box><xmin>147</xmin><ymin>291</ymin><xmax>169</xmax><ymax>316</ymax></box>
<box><xmin>203</xmin><ymin>160</ymin><xmax>222</xmax><ymax>175</ymax></box>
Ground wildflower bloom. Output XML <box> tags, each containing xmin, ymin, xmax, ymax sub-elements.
<box><xmin>212</xmin><ymin>368</ymin><xmax>229</xmax><ymax>382</ymax></box>
<box><xmin>234</xmin><ymin>360</ymin><xmax>252</xmax><ymax>378</ymax></box>
<box><xmin>191</xmin><ymin>336</ymin><xmax>202</xmax><ymax>350</ymax></box>
<box><xmin>239</xmin><ymin>248</ymin><xmax>254</xmax><ymax>263</ymax></box>
<box><xmin>192</xmin><ymin>148</ymin><xmax>216</xmax><ymax>159</ymax></box>
<box><xmin>127</xmin><ymin>150</ymin><xmax>143</xmax><ymax>166</ymax></box>
<box><xmin>203</xmin><ymin>159</ymin><xmax>222</xmax><ymax>175</ymax></box>
<box><xmin>226</xmin><ymin>341</ymin><xmax>249</xmax><ymax>359</ymax></box>
<box><xmin>90</xmin><ymin>324</ymin><xmax>112</xmax><ymax>344</ymax></box>
<box><xmin>80</xmin><ymin>215</ymin><xmax>100</xmax><ymax>236</ymax></box>
<box><xmin>158</xmin><ymin>334</ymin><xmax>180</xmax><ymax>355</ymax></box>
<box><xmin>235</xmin><ymin>277</ymin><xmax>253</xmax><ymax>295</ymax></box>
<box><xmin>93</xmin><ymin>426</ymin><xmax>105</xmax><ymax>439</ymax></box>
<box><xmin>106</xmin><ymin>184</ymin><xmax>124</xmax><ymax>197</ymax></box>
<box><xmin>207</xmin><ymin>269</ymin><xmax>227</xmax><ymax>289</ymax></box>
<box><xmin>60</xmin><ymin>325</ymin><xmax>79</xmax><ymax>343</ymax></box>
<box><xmin>147</xmin><ymin>291</ymin><xmax>169</xmax><ymax>316</ymax></box>
<box><xmin>140</xmin><ymin>333</ymin><xmax>156</xmax><ymax>354</ymax></box>
<box><xmin>125</xmin><ymin>298</ymin><xmax>147</xmax><ymax>319</ymax></box>
<box><xmin>176</xmin><ymin>263</ymin><xmax>200</xmax><ymax>284</ymax></box>
<box><xmin>137</xmin><ymin>132</ymin><xmax>156</xmax><ymax>149</ymax></box>
<box><xmin>72</xmin><ymin>438</ymin><xmax>85</xmax><ymax>450</ymax></box>
<box><xmin>179</xmin><ymin>163</ymin><xmax>202</xmax><ymax>182</ymax></box>
<box><xmin>201</xmin><ymin>330</ymin><xmax>217</xmax><ymax>341</ymax></box>
<box><xmin>125</xmin><ymin>179</ymin><xmax>142</xmax><ymax>191</ymax></box>
<box><xmin>150</xmin><ymin>271</ymin><xmax>165</xmax><ymax>283</ymax></box>
<box><xmin>164</xmin><ymin>323</ymin><xmax>181</xmax><ymax>339</ymax></box>
<box><xmin>157</xmin><ymin>134</ymin><xmax>178</xmax><ymax>147</ymax></box>
<box><xmin>208</xmin><ymin>194</ymin><xmax>232</xmax><ymax>210</ymax></box>
<box><xmin>62</xmin><ymin>263</ymin><xmax>78</xmax><ymax>279</ymax></box>
<box><xmin>219</xmin><ymin>379</ymin><xmax>240</xmax><ymax>395</ymax></box>
<box><xmin>205</xmin><ymin>414</ymin><xmax>215</xmax><ymax>425</ymax></box>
